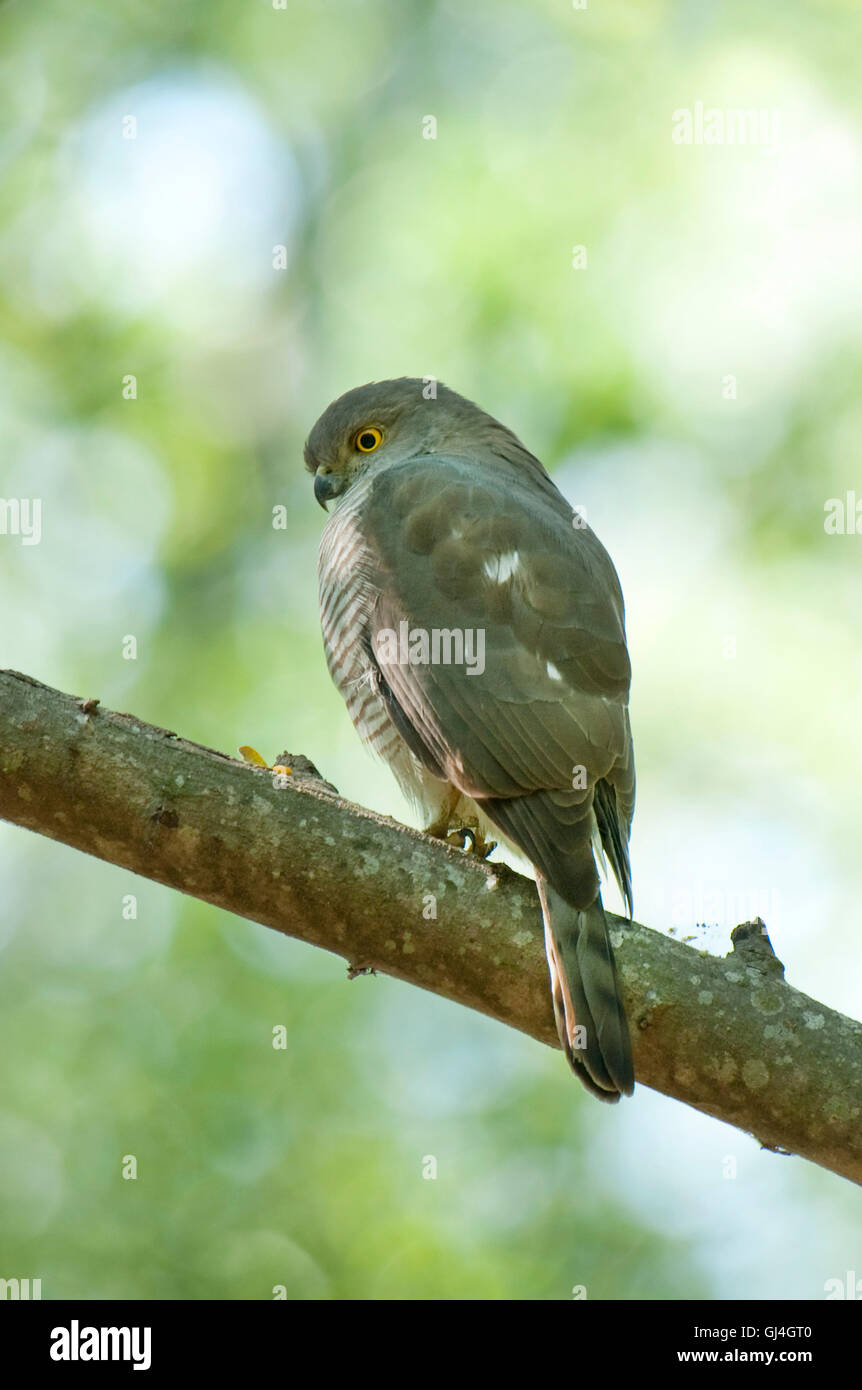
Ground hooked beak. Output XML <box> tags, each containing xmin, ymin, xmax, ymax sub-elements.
<box><xmin>313</xmin><ymin>470</ymin><xmax>342</xmax><ymax>511</ymax></box>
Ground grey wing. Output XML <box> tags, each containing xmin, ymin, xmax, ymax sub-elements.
<box><xmin>360</xmin><ymin>452</ymin><xmax>635</xmax><ymax>914</ymax></box>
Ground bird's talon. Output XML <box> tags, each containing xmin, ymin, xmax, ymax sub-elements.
<box><xmin>462</xmin><ymin>829</ymin><xmax>497</xmax><ymax>860</ymax></box>
<box><xmin>441</xmin><ymin>826</ymin><xmax>497</xmax><ymax>859</ymax></box>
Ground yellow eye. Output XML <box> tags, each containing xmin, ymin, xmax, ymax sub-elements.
<box><xmin>355</xmin><ymin>426</ymin><xmax>383</xmax><ymax>452</ymax></box>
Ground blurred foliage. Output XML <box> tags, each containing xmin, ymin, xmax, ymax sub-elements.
<box><xmin>1</xmin><ymin>0</ymin><xmax>861</xmax><ymax>1299</ymax></box>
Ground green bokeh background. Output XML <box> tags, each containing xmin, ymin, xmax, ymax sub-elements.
<box><xmin>1</xmin><ymin>0</ymin><xmax>860</xmax><ymax>1299</ymax></box>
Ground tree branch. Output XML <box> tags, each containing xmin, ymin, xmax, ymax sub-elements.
<box><xmin>1</xmin><ymin>669</ymin><xmax>860</xmax><ymax>1184</ymax></box>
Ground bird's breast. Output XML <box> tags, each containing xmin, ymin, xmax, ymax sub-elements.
<box><xmin>317</xmin><ymin>482</ymin><xmax>404</xmax><ymax>767</ymax></box>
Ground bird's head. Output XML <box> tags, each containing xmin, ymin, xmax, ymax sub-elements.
<box><xmin>303</xmin><ymin>377</ymin><xmax>539</xmax><ymax>510</ymax></box>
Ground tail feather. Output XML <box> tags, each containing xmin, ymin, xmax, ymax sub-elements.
<box><xmin>538</xmin><ymin>879</ymin><xmax>634</xmax><ymax>1100</ymax></box>
<box><xmin>545</xmin><ymin>921</ymin><xmax>616</xmax><ymax>1098</ymax></box>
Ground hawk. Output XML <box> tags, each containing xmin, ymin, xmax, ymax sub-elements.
<box><xmin>305</xmin><ymin>379</ymin><xmax>635</xmax><ymax>1100</ymax></box>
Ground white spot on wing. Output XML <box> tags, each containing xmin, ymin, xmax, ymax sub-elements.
<box><xmin>546</xmin><ymin>661</ymin><xmax>563</xmax><ymax>681</ymax></box>
<box><xmin>483</xmin><ymin>551</ymin><xmax>520</xmax><ymax>583</ymax></box>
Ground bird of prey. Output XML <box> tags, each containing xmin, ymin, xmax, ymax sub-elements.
<box><xmin>305</xmin><ymin>379</ymin><xmax>635</xmax><ymax>1100</ymax></box>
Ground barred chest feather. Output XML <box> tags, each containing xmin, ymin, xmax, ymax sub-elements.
<box><xmin>317</xmin><ymin>477</ymin><xmax>423</xmax><ymax>793</ymax></box>
<box><xmin>316</xmin><ymin>474</ymin><xmax>488</xmax><ymax>835</ymax></box>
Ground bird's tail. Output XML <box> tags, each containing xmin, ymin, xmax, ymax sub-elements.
<box><xmin>537</xmin><ymin>879</ymin><xmax>634</xmax><ymax>1101</ymax></box>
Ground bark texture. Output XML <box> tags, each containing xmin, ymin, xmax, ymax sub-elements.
<box><xmin>1</xmin><ymin>669</ymin><xmax>860</xmax><ymax>1184</ymax></box>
